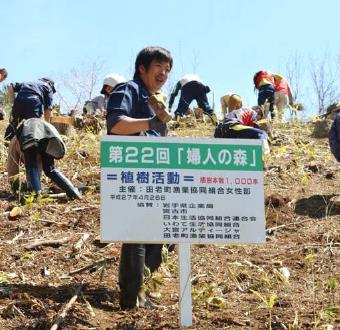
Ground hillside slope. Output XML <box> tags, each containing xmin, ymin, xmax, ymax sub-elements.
<box><xmin>0</xmin><ymin>120</ymin><xmax>339</xmax><ymax>329</ymax></box>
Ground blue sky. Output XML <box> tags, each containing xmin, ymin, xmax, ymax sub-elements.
<box><xmin>2</xmin><ymin>0</ymin><xmax>340</xmax><ymax>117</ymax></box>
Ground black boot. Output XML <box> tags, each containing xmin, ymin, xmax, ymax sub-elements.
<box><xmin>47</xmin><ymin>169</ymin><xmax>81</xmax><ymax>199</ymax></box>
<box><xmin>119</xmin><ymin>244</ymin><xmax>145</xmax><ymax>309</ymax></box>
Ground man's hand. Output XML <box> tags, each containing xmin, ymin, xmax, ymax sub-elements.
<box><xmin>44</xmin><ymin>108</ymin><xmax>52</xmax><ymax>122</ymax></box>
<box><xmin>149</xmin><ymin>115</ymin><xmax>168</xmax><ymax>135</ymax></box>
<box><xmin>7</xmin><ymin>84</ymin><xmax>15</xmax><ymax>104</ymax></box>
<box><xmin>4</xmin><ymin>123</ymin><xmax>15</xmax><ymax>141</ymax></box>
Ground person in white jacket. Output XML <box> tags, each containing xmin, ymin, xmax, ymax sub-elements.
<box><xmin>168</xmin><ymin>74</ymin><xmax>218</xmax><ymax>125</ymax></box>
<box><xmin>83</xmin><ymin>74</ymin><xmax>126</xmax><ymax>115</ymax></box>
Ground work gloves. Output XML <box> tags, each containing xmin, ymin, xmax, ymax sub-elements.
<box><xmin>147</xmin><ymin>93</ymin><xmax>172</xmax><ymax>136</ymax></box>
<box><xmin>148</xmin><ymin>94</ymin><xmax>172</xmax><ymax>123</ymax></box>
<box><xmin>148</xmin><ymin>116</ymin><xmax>168</xmax><ymax>136</ymax></box>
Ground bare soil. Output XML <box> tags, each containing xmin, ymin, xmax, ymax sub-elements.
<box><xmin>0</xmin><ymin>121</ymin><xmax>339</xmax><ymax>330</ymax></box>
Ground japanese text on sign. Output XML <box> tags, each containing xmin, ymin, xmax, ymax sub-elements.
<box><xmin>101</xmin><ymin>136</ymin><xmax>265</xmax><ymax>244</ymax></box>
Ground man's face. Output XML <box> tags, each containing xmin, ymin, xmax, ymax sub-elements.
<box><xmin>139</xmin><ymin>60</ymin><xmax>170</xmax><ymax>94</ymax></box>
<box><xmin>0</xmin><ymin>74</ymin><xmax>5</xmax><ymax>83</ymax></box>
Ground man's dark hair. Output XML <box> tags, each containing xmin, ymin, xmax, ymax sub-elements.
<box><xmin>0</xmin><ymin>68</ymin><xmax>8</xmax><ymax>78</ymax></box>
<box><xmin>133</xmin><ymin>46</ymin><xmax>173</xmax><ymax>79</ymax></box>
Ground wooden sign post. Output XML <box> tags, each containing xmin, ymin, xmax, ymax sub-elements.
<box><xmin>101</xmin><ymin>135</ymin><xmax>265</xmax><ymax>327</ymax></box>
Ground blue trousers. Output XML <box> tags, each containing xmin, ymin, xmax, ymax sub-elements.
<box><xmin>258</xmin><ymin>85</ymin><xmax>275</xmax><ymax>119</ymax></box>
<box><xmin>175</xmin><ymin>81</ymin><xmax>213</xmax><ymax>116</ymax></box>
<box><xmin>23</xmin><ymin>146</ymin><xmax>79</xmax><ymax>198</ymax></box>
<box><xmin>23</xmin><ymin>147</ymin><xmax>55</xmax><ymax>192</ymax></box>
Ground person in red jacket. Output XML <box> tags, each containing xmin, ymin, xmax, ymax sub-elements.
<box><xmin>273</xmin><ymin>73</ymin><xmax>294</xmax><ymax>122</ymax></box>
<box><xmin>214</xmin><ymin>107</ymin><xmax>270</xmax><ymax>154</ymax></box>
<box><xmin>253</xmin><ymin>70</ymin><xmax>275</xmax><ymax>120</ymax></box>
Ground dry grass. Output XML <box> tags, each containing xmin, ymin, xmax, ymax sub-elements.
<box><xmin>0</xmin><ymin>119</ymin><xmax>339</xmax><ymax>329</ymax></box>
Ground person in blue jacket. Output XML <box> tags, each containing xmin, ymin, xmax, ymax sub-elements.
<box><xmin>329</xmin><ymin>109</ymin><xmax>340</xmax><ymax>162</ymax></box>
<box><xmin>106</xmin><ymin>46</ymin><xmax>172</xmax><ymax>309</ymax></box>
<box><xmin>6</xmin><ymin>78</ymin><xmax>80</xmax><ymax>199</ymax></box>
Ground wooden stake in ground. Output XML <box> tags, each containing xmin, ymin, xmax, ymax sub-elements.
<box><xmin>50</xmin><ymin>281</ymin><xmax>84</xmax><ymax>330</ymax></box>
<box><xmin>24</xmin><ymin>237</ymin><xmax>70</xmax><ymax>250</ymax></box>
<box><xmin>69</xmin><ymin>256</ymin><xmax>116</xmax><ymax>275</ymax></box>
<box><xmin>71</xmin><ymin>233</ymin><xmax>90</xmax><ymax>255</ymax></box>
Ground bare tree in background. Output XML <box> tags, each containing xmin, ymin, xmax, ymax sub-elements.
<box><xmin>310</xmin><ymin>52</ymin><xmax>340</xmax><ymax>115</ymax></box>
<box><xmin>192</xmin><ymin>50</ymin><xmax>200</xmax><ymax>74</ymax></box>
<box><xmin>55</xmin><ymin>61</ymin><xmax>105</xmax><ymax>113</ymax></box>
<box><xmin>285</xmin><ymin>52</ymin><xmax>304</xmax><ymax>102</ymax></box>
<box><xmin>0</xmin><ymin>85</ymin><xmax>12</xmax><ymax>116</ymax></box>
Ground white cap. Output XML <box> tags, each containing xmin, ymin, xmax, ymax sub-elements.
<box><xmin>103</xmin><ymin>74</ymin><xmax>126</xmax><ymax>88</ymax></box>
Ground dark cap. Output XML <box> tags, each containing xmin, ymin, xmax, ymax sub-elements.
<box><xmin>40</xmin><ymin>77</ymin><xmax>56</xmax><ymax>93</ymax></box>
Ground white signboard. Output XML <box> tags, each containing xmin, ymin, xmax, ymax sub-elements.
<box><xmin>101</xmin><ymin>136</ymin><xmax>265</xmax><ymax>244</ymax></box>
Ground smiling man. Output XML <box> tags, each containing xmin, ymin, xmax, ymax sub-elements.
<box><xmin>107</xmin><ymin>46</ymin><xmax>172</xmax><ymax>137</ymax></box>
<box><xmin>106</xmin><ymin>46</ymin><xmax>173</xmax><ymax>309</ymax></box>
